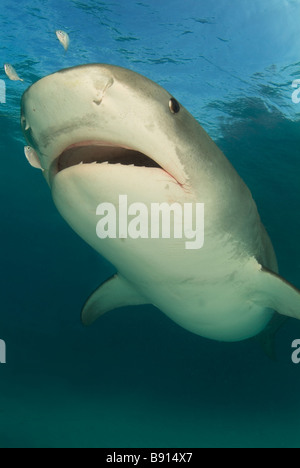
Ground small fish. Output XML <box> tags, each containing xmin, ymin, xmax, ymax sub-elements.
<box><xmin>4</xmin><ymin>64</ymin><xmax>23</xmax><ymax>82</ymax></box>
<box><xmin>24</xmin><ymin>146</ymin><xmax>43</xmax><ymax>171</ymax></box>
<box><xmin>56</xmin><ymin>30</ymin><xmax>70</xmax><ymax>52</ymax></box>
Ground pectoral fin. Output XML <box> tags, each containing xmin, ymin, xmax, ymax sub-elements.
<box><xmin>81</xmin><ymin>274</ymin><xmax>149</xmax><ymax>326</ymax></box>
<box><xmin>255</xmin><ymin>267</ymin><xmax>300</xmax><ymax>320</ymax></box>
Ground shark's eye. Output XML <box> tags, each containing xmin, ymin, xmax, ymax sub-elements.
<box><xmin>169</xmin><ymin>98</ymin><xmax>180</xmax><ymax>114</ymax></box>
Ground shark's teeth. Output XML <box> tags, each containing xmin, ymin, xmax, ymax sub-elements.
<box><xmin>78</xmin><ymin>161</ymin><xmax>110</xmax><ymax>166</ymax></box>
<box><xmin>75</xmin><ymin>160</ymin><xmax>138</xmax><ymax>168</ymax></box>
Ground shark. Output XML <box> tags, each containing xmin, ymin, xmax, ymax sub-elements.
<box><xmin>20</xmin><ymin>64</ymin><xmax>300</xmax><ymax>343</ymax></box>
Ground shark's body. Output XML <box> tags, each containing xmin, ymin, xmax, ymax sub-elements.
<box><xmin>21</xmin><ymin>64</ymin><xmax>300</xmax><ymax>342</ymax></box>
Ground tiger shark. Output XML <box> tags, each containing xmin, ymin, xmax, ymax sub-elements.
<box><xmin>21</xmin><ymin>64</ymin><xmax>300</xmax><ymax>343</ymax></box>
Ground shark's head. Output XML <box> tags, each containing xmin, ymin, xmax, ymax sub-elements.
<box><xmin>21</xmin><ymin>64</ymin><xmax>215</xmax><ymax>267</ymax></box>
<box><xmin>21</xmin><ymin>64</ymin><xmax>199</xmax><ymax>189</ymax></box>
<box><xmin>20</xmin><ymin>64</ymin><xmax>255</xmax><ymax>265</ymax></box>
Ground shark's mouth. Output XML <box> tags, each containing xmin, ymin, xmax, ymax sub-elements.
<box><xmin>57</xmin><ymin>141</ymin><xmax>162</xmax><ymax>173</ymax></box>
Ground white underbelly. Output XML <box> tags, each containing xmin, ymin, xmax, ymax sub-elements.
<box><xmin>125</xmin><ymin>274</ymin><xmax>274</xmax><ymax>342</ymax></box>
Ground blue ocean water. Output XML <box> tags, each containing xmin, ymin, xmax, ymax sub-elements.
<box><xmin>1</xmin><ymin>0</ymin><xmax>300</xmax><ymax>448</ymax></box>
